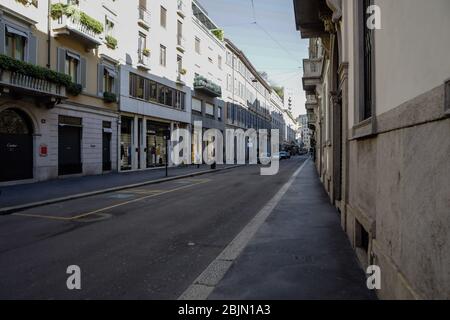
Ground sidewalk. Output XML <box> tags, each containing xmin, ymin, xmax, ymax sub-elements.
<box><xmin>209</xmin><ymin>160</ymin><xmax>377</xmax><ymax>300</ymax></box>
<box><xmin>0</xmin><ymin>164</ymin><xmax>233</xmax><ymax>210</ymax></box>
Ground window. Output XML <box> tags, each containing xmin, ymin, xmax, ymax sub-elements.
<box><xmin>177</xmin><ymin>21</ymin><xmax>183</xmax><ymax>45</ymax></box>
<box><xmin>138</xmin><ymin>33</ymin><xmax>147</xmax><ymax>64</ymax></box>
<box><xmin>157</xmin><ymin>84</ymin><xmax>165</xmax><ymax>104</ymax></box>
<box><xmin>195</xmin><ymin>37</ymin><xmax>201</xmax><ymax>54</ymax></box>
<box><xmin>149</xmin><ymin>81</ymin><xmax>157</xmax><ymax>101</ymax></box>
<box><xmin>160</xmin><ymin>6</ymin><xmax>167</xmax><ymax>28</ymax></box>
<box><xmin>103</xmin><ymin>68</ymin><xmax>115</xmax><ymax>93</ymax></box>
<box><xmin>208</xmin><ymin>57</ymin><xmax>213</xmax><ymax>64</ymax></box>
<box><xmin>137</xmin><ymin>76</ymin><xmax>145</xmax><ymax>99</ymax></box>
<box><xmin>175</xmin><ymin>91</ymin><xmax>185</xmax><ymax>110</ymax></box>
<box><xmin>192</xmin><ymin>98</ymin><xmax>202</xmax><ymax>112</ymax></box>
<box><xmin>65</xmin><ymin>52</ymin><xmax>80</xmax><ymax>83</ymax></box>
<box><xmin>362</xmin><ymin>0</ymin><xmax>373</xmax><ymax>121</ymax></box>
<box><xmin>177</xmin><ymin>55</ymin><xmax>183</xmax><ymax>73</ymax></box>
<box><xmin>227</xmin><ymin>74</ymin><xmax>232</xmax><ymax>91</ymax></box>
<box><xmin>129</xmin><ymin>73</ymin><xmax>184</xmax><ymax>109</ymax></box>
<box><xmin>218</xmin><ymin>106</ymin><xmax>222</xmax><ymax>120</ymax></box>
<box><xmin>165</xmin><ymin>87</ymin><xmax>173</xmax><ymax>107</ymax></box>
<box><xmin>105</xmin><ymin>17</ymin><xmax>114</xmax><ymax>37</ymax></box>
<box><xmin>160</xmin><ymin>45</ymin><xmax>166</xmax><ymax>66</ymax></box>
<box><xmin>226</xmin><ymin>51</ymin><xmax>231</xmax><ymax>66</ymax></box>
<box><xmin>218</xmin><ymin>55</ymin><xmax>222</xmax><ymax>69</ymax></box>
<box><xmin>205</xmin><ymin>103</ymin><xmax>214</xmax><ymax>116</ymax></box>
<box><xmin>5</xmin><ymin>26</ymin><xmax>27</xmax><ymax>61</ymax></box>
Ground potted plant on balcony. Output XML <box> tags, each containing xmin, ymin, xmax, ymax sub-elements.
<box><xmin>105</xmin><ymin>35</ymin><xmax>118</xmax><ymax>49</ymax></box>
<box><xmin>142</xmin><ymin>48</ymin><xmax>150</xmax><ymax>57</ymax></box>
<box><xmin>66</xmin><ymin>82</ymin><xmax>83</xmax><ymax>96</ymax></box>
<box><xmin>103</xmin><ymin>92</ymin><xmax>117</xmax><ymax>103</ymax></box>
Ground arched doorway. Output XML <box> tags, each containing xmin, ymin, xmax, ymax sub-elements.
<box><xmin>0</xmin><ymin>108</ymin><xmax>34</xmax><ymax>182</ymax></box>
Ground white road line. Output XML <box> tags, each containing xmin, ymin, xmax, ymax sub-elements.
<box><xmin>178</xmin><ymin>158</ymin><xmax>310</xmax><ymax>300</ymax></box>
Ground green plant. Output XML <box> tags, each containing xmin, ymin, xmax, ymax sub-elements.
<box><xmin>142</xmin><ymin>48</ymin><xmax>150</xmax><ymax>56</ymax></box>
<box><xmin>179</xmin><ymin>68</ymin><xmax>187</xmax><ymax>75</ymax></box>
<box><xmin>105</xmin><ymin>35</ymin><xmax>118</xmax><ymax>49</ymax></box>
<box><xmin>50</xmin><ymin>4</ymin><xmax>104</xmax><ymax>35</ymax></box>
<box><xmin>79</xmin><ymin>12</ymin><xmax>103</xmax><ymax>34</ymax></box>
<box><xmin>211</xmin><ymin>29</ymin><xmax>224</xmax><ymax>41</ymax></box>
<box><xmin>50</xmin><ymin>3</ymin><xmax>68</xmax><ymax>20</ymax></box>
<box><xmin>103</xmin><ymin>91</ymin><xmax>117</xmax><ymax>103</ymax></box>
<box><xmin>67</xmin><ymin>82</ymin><xmax>83</xmax><ymax>96</ymax></box>
<box><xmin>0</xmin><ymin>54</ymin><xmax>72</xmax><ymax>87</ymax></box>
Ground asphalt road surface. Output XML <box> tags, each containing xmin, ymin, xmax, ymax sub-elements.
<box><xmin>0</xmin><ymin>157</ymin><xmax>306</xmax><ymax>299</ymax></box>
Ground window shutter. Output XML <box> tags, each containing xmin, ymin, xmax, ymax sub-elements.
<box><xmin>0</xmin><ymin>22</ymin><xmax>5</xmax><ymax>54</ymax></box>
<box><xmin>114</xmin><ymin>68</ymin><xmax>120</xmax><ymax>96</ymax></box>
<box><xmin>28</xmin><ymin>35</ymin><xmax>37</xmax><ymax>65</ymax></box>
<box><xmin>80</xmin><ymin>57</ymin><xmax>87</xmax><ymax>89</ymax></box>
<box><xmin>97</xmin><ymin>63</ymin><xmax>104</xmax><ymax>96</ymax></box>
<box><xmin>57</xmin><ymin>47</ymin><xmax>66</xmax><ymax>73</ymax></box>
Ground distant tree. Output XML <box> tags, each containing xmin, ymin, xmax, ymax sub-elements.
<box><xmin>272</xmin><ymin>86</ymin><xmax>284</xmax><ymax>100</ymax></box>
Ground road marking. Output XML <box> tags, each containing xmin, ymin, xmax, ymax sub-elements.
<box><xmin>178</xmin><ymin>158</ymin><xmax>310</xmax><ymax>300</ymax></box>
<box><xmin>13</xmin><ymin>179</ymin><xmax>210</xmax><ymax>221</ymax></box>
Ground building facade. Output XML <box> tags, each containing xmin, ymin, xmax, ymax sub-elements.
<box><xmin>0</xmin><ymin>0</ymin><xmax>120</xmax><ymax>185</ymax></box>
<box><xmin>294</xmin><ymin>0</ymin><xmax>450</xmax><ymax>299</ymax></box>
<box><xmin>115</xmin><ymin>0</ymin><xmax>191</xmax><ymax>171</ymax></box>
<box><xmin>223</xmin><ymin>38</ymin><xmax>272</xmax><ymax>160</ymax></box>
<box><xmin>0</xmin><ymin>0</ymin><xmax>297</xmax><ymax>185</ymax></box>
<box><xmin>297</xmin><ymin>114</ymin><xmax>310</xmax><ymax>150</ymax></box>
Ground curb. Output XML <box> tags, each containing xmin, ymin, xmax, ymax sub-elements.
<box><xmin>0</xmin><ymin>165</ymin><xmax>243</xmax><ymax>216</ymax></box>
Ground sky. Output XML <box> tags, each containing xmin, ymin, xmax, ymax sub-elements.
<box><xmin>198</xmin><ymin>0</ymin><xmax>309</xmax><ymax>117</ymax></box>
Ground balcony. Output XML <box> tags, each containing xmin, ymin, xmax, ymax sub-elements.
<box><xmin>305</xmin><ymin>94</ymin><xmax>318</xmax><ymax>111</ymax></box>
<box><xmin>137</xmin><ymin>51</ymin><xmax>151</xmax><ymax>71</ymax></box>
<box><xmin>0</xmin><ymin>69</ymin><xmax>66</xmax><ymax>105</ymax></box>
<box><xmin>177</xmin><ymin>0</ymin><xmax>186</xmax><ymax>18</ymax></box>
<box><xmin>53</xmin><ymin>15</ymin><xmax>103</xmax><ymax>50</ymax></box>
<box><xmin>176</xmin><ymin>72</ymin><xmax>186</xmax><ymax>85</ymax></box>
<box><xmin>293</xmin><ymin>0</ymin><xmax>332</xmax><ymax>38</ymax></box>
<box><xmin>176</xmin><ymin>35</ymin><xmax>186</xmax><ymax>53</ymax></box>
<box><xmin>138</xmin><ymin>6</ymin><xmax>151</xmax><ymax>29</ymax></box>
<box><xmin>194</xmin><ymin>75</ymin><xmax>221</xmax><ymax>98</ymax></box>
<box><xmin>302</xmin><ymin>58</ymin><xmax>323</xmax><ymax>93</ymax></box>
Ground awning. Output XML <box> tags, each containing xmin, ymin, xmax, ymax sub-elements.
<box><xmin>105</xmin><ymin>67</ymin><xmax>116</xmax><ymax>78</ymax></box>
<box><xmin>66</xmin><ymin>51</ymin><xmax>80</xmax><ymax>60</ymax></box>
<box><xmin>6</xmin><ymin>25</ymin><xmax>28</xmax><ymax>38</ymax></box>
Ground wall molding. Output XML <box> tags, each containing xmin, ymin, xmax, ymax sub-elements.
<box><xmin>350</xmin><ymin>82</ymin><xmax>449</xmax><ymax>140</ymax></box>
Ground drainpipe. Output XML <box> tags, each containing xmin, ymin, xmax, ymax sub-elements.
<box><xmin>46</xmin><ymin>0</ymin><xmax>51</xmax><ymax>68</ymax></box>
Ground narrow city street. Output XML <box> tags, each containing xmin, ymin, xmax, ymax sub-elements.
<box><xmin>0</xmin><ymin>157</ymin><xmax>309</xmax><ymax>299</ymax></box>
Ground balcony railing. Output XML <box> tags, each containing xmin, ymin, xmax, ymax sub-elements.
<box><xmin>177</xmin><ymin>0</ymin><xmax>186</xmax><ymax>18</ymax></box>
<box><xmin>305</xmin><ymin>94</ymin><xmax>318</xmax><ymax>110</ymax></box>
<box><xmin>177</xmin><ymin>71</ymin><xmax>186</xmax><ymax>85</ymax></box>
<box><xmin>307</xmin><ymin>112</ymin><xmax>317</xmax><ymax>124</ymax></box>
<box><xmin>194</xmin><ymin>75</ymin><xmax>222</xmax><ymax>97</ymax></box>
<box><xmin>0</xmin><ymin>69</ymin><xmax>66</xmax><ymax>98</ymax></box>
<box><xmin>137</xmin><ymin>51</ymin><xmax>151</xmax><ymax>70</ymax></box>
<box><xmin>138</xmin><ymin>6</ymin><xmax>151</xmax><ymax>28</ymax></box>
<box><xmin>177</xmin><ymin>34</ymin><xmax>186</xmax><ymax>52</ymax></box>
<box><xmin>53</xmin><ymin>15</ymin><xmax>102</xmax><ymax>49</ymax></box>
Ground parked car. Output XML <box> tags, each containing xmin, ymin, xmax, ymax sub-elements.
<box><xmin>278</xmin><ymin>151</ymin><xmax>290</xmax><ymax>160</ymax></box>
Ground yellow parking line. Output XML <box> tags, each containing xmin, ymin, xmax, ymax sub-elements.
<box><xmin>14</xmin><ymin>179</ymin><xmax>210</xmax><ymax>221</ymax></box>
<box><xmin>11</xmin><ymin>213</ymin><xmax>73</xmax><ymax>221</ymax></box>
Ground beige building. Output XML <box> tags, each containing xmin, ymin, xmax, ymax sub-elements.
<box><xmin>294</xmin><ymin>0</ymin><xmax>450</xmax><ymax>299</ymax></box>
<box><xmin>0</xmin><ymin>0</ymin><xmax>120</xmax><ymax>184</ymax></box>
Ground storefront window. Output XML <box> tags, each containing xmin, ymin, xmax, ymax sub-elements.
<box><xmin>146</xmin><ymin>121</ymin><xmax>168</xmax><ymax>167</ymax></box>
<box><xmin>120</xmin><ymin>117</ymin><xmax>133</xmax><ymax>170</ymax></box>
